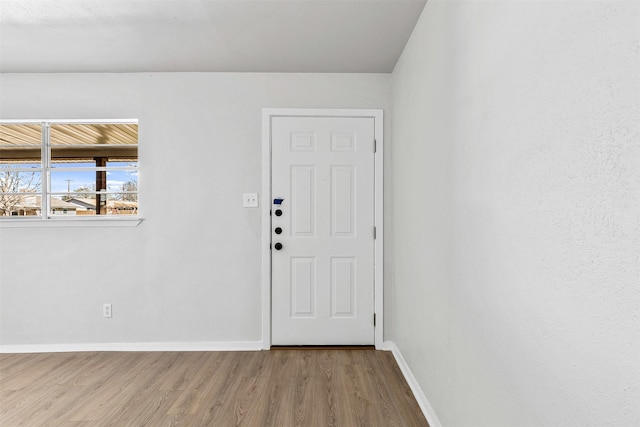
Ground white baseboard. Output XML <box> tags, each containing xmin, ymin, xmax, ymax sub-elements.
<box><xmin>377</xmin><ymin>340</ymin><xmax>396</xmax><ymax>351</ymax></box>
<box><xmin>0</xmin><ymin>341</ymin><xmax>264</xmax><ymax>354</ymax></box>
<box><xmin>383</xmin><ymin>340</ymin><xmax>443</xmax><ymax>427</ymax></box>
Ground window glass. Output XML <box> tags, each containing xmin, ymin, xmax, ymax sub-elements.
<box><xmin>0</xmin><ymin>122</ymin><xmax>138</xmax><ymax>219</ymax></box>
<box><xmin>49</xmin><ymin>171</ymin><xmax>138</xmax><ymax>195</ymax></box>
<box><xmin>0</xmin><ymin>124</ymin><xmax>43</xmax><ymax>216</ymax></box>
<box><xmin>0</xmin><ymin>124</ymin><xmax>42</xmax><ymax>169</ymax></box>
<box><xmin>48</xmin><ymin>123</ymin><xmax>138</xmax><ymax>217</ymax></box>
<box><xmin>49</xmin><ymin>123</ymin><xmax>138</xmax><ymax>168</ymax></box>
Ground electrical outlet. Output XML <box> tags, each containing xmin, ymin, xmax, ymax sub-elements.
<box><xmin>103</xmin><ymin>303</ymin><xmax>112</xmax><ymax>318</ymax></box>
<box><xmin>243</xmin><ymin>193</ymin><xmax>259</xmax><ymax>208</ymax></box>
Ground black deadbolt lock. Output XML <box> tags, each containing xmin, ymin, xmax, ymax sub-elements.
<box><xmin>274</xmin><ymin>242</ymin><xmax>283</xmax><ymax>250</ymax></box>
<box><xmin>275</xmin><ymin>209</ymin><xmax>283</xmax><ymax>216</ymax></box>
<box><xmin>275</xmin><ymin>227</ymin><xmax>283</xmax><ymax>234</ymax></box>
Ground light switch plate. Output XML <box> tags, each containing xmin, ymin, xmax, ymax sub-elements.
<box><xmin>243</xmin><ymin>193</ymin><xmax>259</xmax><ymax>208</ymax></box>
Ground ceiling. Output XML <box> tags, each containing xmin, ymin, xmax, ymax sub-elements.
<box><xmin>0</xmin><ymin>0</ymin><xmax>426</xmax><ymax>73</ymax></box>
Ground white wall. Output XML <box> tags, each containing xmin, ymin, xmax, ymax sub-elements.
<box><xmin>0</xmin><ymin>72</ymin><xmax>392</xmax><ymax>346</ymax></box>
<box><xmin>391</xmin><ymin>1</ymin><xmax>639</xmax><ymax>426</ymax></box>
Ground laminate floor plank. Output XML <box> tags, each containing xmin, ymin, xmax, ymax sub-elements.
<box><xmin>0</xmin><ymin>354</ymin><xmax>42</xmax><ymax>382</ymax></box>
<box><xmin>0</xmin><ymin>350</ymin><xmax>428</xmax><ymax>426</ymax></box>
<box><xmin>156</xmin><ymin>351</ymin><xmax>210</xmax><ymax>392</ymax></box>
<box><xmin>67</xmin><ymin>353</ymin><xmax>165</xmax><ymax>422</ymax></box>
<box><xmin>96</xmin><ymin>354</ymin><xmax>186</xmax><ymax>425</ymax></box>
<box><xmin>191</xmin><ymin>354</ymin><xmax>253</xmax><ymax>426</ymax></box>
<box><xmin>181</xmin><ymin>354</ymin><xmax>235</xmax><ymax>415</ymax></box>
<box><xmin>249</xmin><ymin>359</ymin><xmax>296</xmax><ymax>426</ymax></box>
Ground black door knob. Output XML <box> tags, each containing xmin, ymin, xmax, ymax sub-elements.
<box><xmin>274</xmin><ymin>242</ymin><xmax>283</xmax><ymax>250</ymax></box>
<box><xmin>275</xmin><ymin>227</ymin><xmax>283</xmax><ymax>234</ymax></box>
<box><xmin>275</xmin><ymin>209</ymin><xmax>283</xmax><ymax>216</ymax></box>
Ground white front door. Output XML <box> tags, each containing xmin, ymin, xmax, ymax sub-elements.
<box><xmin>271</xmin><ymin>116</ymin><xmax>376</xmax><ymax>345</ymax></box>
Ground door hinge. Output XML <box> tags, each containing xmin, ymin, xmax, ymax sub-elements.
<box><xmin>373</xmin><ymin>313</ymin><xmax>377</xmax><ymax>327</ymax></box>
<box><xmin>374</xmin><ymin>139</ymin><xmax>377</xmax><ymax>153</ymax></box>
<box><xmin>373</xmin><ymin>226</ymin><xmax>377</xmax><ymax>239</ymax></box>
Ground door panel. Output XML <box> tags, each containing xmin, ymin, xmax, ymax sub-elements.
<box><xmin>331</xmin><ymin>257</ymin><xmax>356</xmax><ymax>317</ymax></box>
<box><xmin>271</xmin><ymin>116</ymin><xmax>375</xmax><ymax>345</ymax></box>
<box><xmin>291</xmin><ymin>257</ymin><xmax>315</xmax><ymax>317</ymax></box>
<box><xmin>331</xmin><ymin>166</ymin><xmax>355</xmax><ymax>236</ymax></box>
<box><xmin>291</xmin><ymin>166</ymin><xmax>315</xmax><ymax>236</ymax></box>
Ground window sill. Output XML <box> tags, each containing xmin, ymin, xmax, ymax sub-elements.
<box><xmin>0</xmin><ymin>217</ymin><xmax>143</xmax><ymax>228</ymax></box>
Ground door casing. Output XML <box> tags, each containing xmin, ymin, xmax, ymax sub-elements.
<box><xmin>261</xmin><ymin>108</ymin><xmax>384</xmax><ymax>349</ymax></box>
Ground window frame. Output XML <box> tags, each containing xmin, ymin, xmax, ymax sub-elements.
<box><xmin>0</xmin><ymin>119</ymin><xmax>142</xmax><ymax>227</ymax></box>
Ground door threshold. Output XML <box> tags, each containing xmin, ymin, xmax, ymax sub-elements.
<box><xmin>270</xmin><ymin>345</ymin><xmax>375</xmax><ymax>350</ymax></box>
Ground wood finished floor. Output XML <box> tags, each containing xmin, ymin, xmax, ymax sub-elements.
<box><xmin>0</xmin><ymin>349</ymin><xmax>428</xmax><ymax>426</ymax></box>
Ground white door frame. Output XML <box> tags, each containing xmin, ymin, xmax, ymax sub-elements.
<box><xmin>261</xmin><ymin>108</ymin><xmax>384</xmax><ymax>349</ymax></box>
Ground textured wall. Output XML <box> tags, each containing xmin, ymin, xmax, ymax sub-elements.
<box><xmin>391</xmin><ymin>1</ymin><xmax>639</xmax><ymax>426</ymax></box>
<box><xmin>0</xmin><ymin>72</ymin><xmax>392</xmax><ymax>346</ymax></box>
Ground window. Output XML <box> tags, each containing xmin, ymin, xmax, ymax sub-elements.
<box><xmin>0</xmin><ymin>121</ymin><xmax>138</xmax><ymax>220</ymax></box>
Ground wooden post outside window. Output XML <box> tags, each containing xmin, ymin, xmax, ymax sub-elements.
<box><xmin>95</xmin><ymin>157</ymin><xmax>107</xmax><ymax>215</ymax></box>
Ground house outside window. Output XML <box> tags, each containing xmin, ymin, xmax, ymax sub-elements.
<box><xmin>0</xmin><ymin>121</ymin><xmax>138</xmax><ymax>219</ymax></box>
